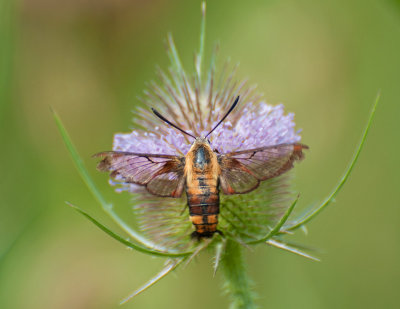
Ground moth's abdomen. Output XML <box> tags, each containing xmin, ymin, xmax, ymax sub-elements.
<box><xmin>186</xmin><ymin>175</ymin><xmax>220</xmax><ymax>238</ymax></box>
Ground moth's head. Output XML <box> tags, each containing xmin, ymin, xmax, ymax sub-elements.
<box><xmin>194</xmin><ymin>137</ymin><xmax>211</xmax><ymax>145</ymax></box>
<box><xmin>189</xmin><ymin>137</ymin><xmax>212</xmax><ymax>153</ymax></box>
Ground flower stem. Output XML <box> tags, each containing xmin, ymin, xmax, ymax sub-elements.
<box><xmin>220</xmin><ymin>238</ymin><xmax>257</xmax><ymax>309</ymax></box>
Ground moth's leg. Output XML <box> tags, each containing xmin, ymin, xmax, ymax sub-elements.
<box><xmin>215</xmin><ymin>229</ymin><xmax>224</xmax><ymax>237</ymax></box>
<box><xmin>190</xmin><ymin>231</ymin><xmax>202</xmax><ymax>240</ymax></box>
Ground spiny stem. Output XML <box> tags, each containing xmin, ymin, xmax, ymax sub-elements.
<box><xmin>220</xmin><ymin>238</ymin><xmax>257</xmax><ymax>309</ymax></box>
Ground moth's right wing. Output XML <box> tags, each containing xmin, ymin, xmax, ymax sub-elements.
<box><xmin>218</xmin><ymin>143</ymin><xmax>308</xmax><ymax>195</ymax></box>
<box><xmin>93</xmin><ymin>151</ymin><xmax>185</xmax><ymax>197</ymax></box>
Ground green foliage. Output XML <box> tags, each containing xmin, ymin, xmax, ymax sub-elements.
<box><xmin>67</xmin><ymin>202</ymin><xmax>191</xmax><ymax>258</ymax></box>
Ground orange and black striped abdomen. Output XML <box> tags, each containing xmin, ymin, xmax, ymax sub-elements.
<box><xmin>185</xmin><ymin>143</ymin><xmax>221</xmax><ymax>239</ymax></box>
<box><xmin>186</xmin><ymin>175</ymin><xmax>220</xmax><ymax>238</ymax></box>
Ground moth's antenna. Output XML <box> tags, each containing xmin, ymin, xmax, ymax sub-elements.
<box><xmin>151</xmin><ymin>108</ymin><xmax>196</xmax><ymax>139</ymax></box>
<box><xmin>205</xmin><ymin>96</ymin><xmax>239</xmax><ymax>138</ymax></box>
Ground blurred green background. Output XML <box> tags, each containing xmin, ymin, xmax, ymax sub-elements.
<box><xmin>1</xmin><ymin>0</ymin><xmax>399</xmax><ymax>308</ymax></box>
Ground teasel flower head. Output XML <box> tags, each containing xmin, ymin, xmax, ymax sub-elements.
<box><xmin>112</xmin><ymin>61</ymin><xmax>302</xmax><ymax>244</ymax></box>
<box><xmin>54</xmin><ymin>2</ymin><xmax>377</xmax><ymax>306</ymax></box>
<box><xmin>110</xmin><ymin>28</ymin><xmax>304</xmax><ymax>255</ymax></box>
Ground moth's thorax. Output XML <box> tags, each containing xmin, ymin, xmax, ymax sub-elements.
<box><xmin>193</xmin><ymin>145</ymin><xmax>211</xmax><ymax>170</ymax></box>
<box><xmin>184</xmin><ymin>139</ymin><xmax>220</xmax><ymax>184</ymax></box>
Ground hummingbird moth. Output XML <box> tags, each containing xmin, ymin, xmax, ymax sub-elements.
<box><xmin>94</xmin><ymin>96</ymin><xmax>308</xmax><ymax>239</ymax></box>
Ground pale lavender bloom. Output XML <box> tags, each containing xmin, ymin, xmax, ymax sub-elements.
<box><xmin>112</xmin><ymin>82</ymin><xmax>301</xmax><ymax>165</ymax></box>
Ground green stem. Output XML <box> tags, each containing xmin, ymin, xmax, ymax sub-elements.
<box><xmin>220</xmin><ymin>239</ymin><xmax>256</xmax><ymax>309</ymax></box>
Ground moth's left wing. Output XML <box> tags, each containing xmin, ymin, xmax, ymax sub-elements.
<box><xmin>218</xmin><ymin>143</ymin><xmax>308</xmax><ymax>195</ymax></box>
<box><xmin>93</xmin><ymin>151</ymin><xmax>185</xmax><ymax>197</ymax></box>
